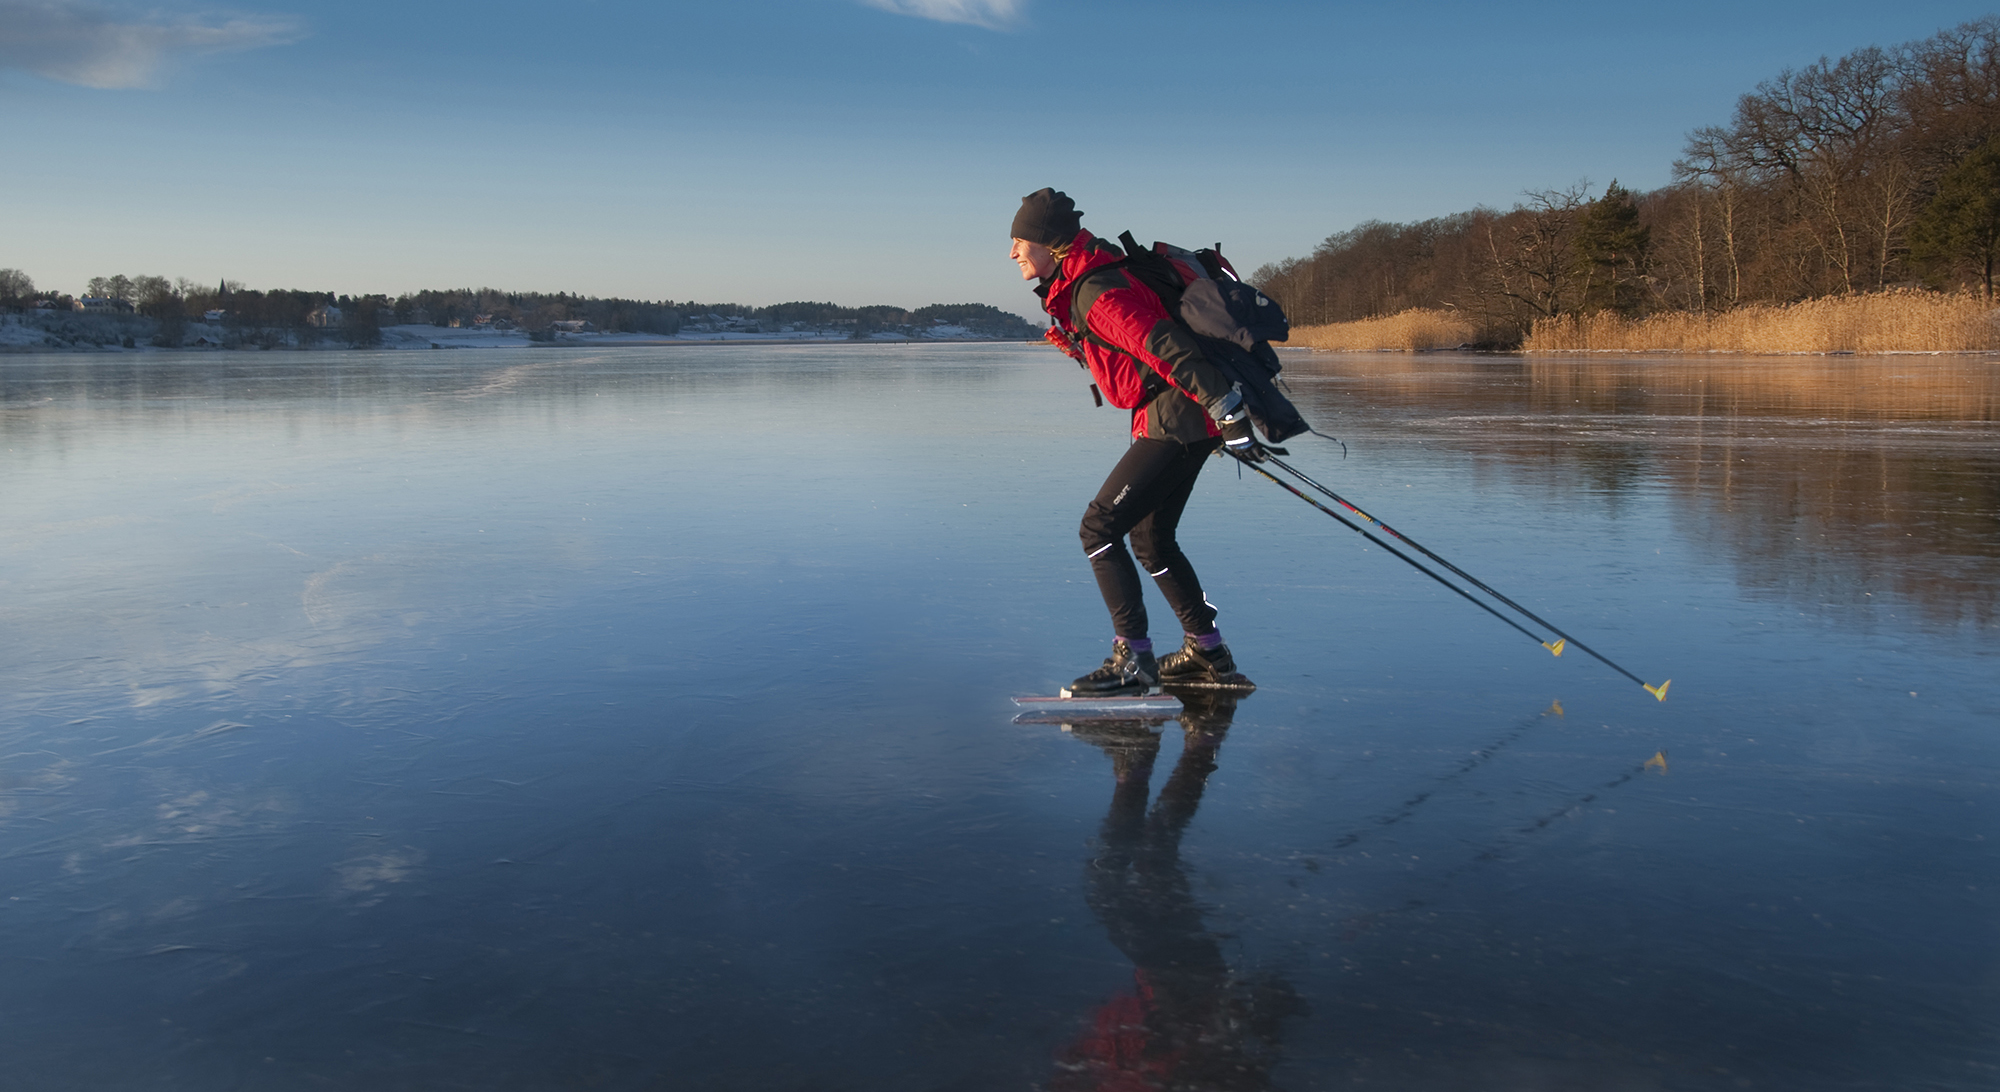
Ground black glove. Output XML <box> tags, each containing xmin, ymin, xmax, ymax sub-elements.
<box><xmin>1219</xmin><ymin>417</ymin><xmax>1269</xmax><ymax>462</ymax></box>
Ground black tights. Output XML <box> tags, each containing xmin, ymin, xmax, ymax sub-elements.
<box><xmin>1079</xmin><ymin>437</ymin><xmax>1221</xmax><ymax>641</ymax></box>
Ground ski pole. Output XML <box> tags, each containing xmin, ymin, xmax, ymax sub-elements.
<box><xmin>1226</xmin><ymin>452</ymin><xmax>1561</xmax><ymax>650</ymax></box>
<box><xmin>1255</xmin><ymin>452</ymin><xmax>1668</xmax><ymax>700</ymax></box>
<box><xmin>1229</xmin><ymin>450</ymin><xmax>1670</xmax><ymax>701</ymax></box>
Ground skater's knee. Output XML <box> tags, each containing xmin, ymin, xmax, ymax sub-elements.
<box><xmin>1129</xmin><ymin>532</ymin><xmax>1177</xmax><ymax>572</ymax></box>
<box><xmin>1079</xmin><ymin>511</ymin><xmax>1119</xmax><ymax>554</ymax></box>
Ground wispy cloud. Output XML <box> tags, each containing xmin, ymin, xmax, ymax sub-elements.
<box><xmin>858</xmin><ymin>0</ymin><xmax>1024</xmax><ymax>31</ymax></box>
<box><xmin>0</xmin><ymin>0</ymin><xmax>303</xmax><ymax>89</ymax></box>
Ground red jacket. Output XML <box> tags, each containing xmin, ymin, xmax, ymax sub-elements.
<box><xmin>1040</xmin><ymin>230</ymin><xmax>1236</xmax><ymax>443</ymax></box>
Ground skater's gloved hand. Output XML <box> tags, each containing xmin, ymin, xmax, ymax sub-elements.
<box><xmin>1219</xmin><ymin>418</ymin><xmax>1269</xmax><ymax>462</ymax></box>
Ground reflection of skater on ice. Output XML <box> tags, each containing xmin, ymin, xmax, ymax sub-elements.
<box><xmin>1051</xmin><ymin>693</ymin><xmax>1302</xmax><ymax>1091</ymax></box>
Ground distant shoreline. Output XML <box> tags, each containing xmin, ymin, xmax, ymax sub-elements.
<box><xmin>0</xmin><ymin>315</ymin><xmax>1040</xmax><ymax>354</ymax></box>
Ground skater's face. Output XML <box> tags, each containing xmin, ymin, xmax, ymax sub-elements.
<box><xmin>1010</xmin><ymin>238</ymin><xmax>1057</xmax><ymax>281</ymax></box>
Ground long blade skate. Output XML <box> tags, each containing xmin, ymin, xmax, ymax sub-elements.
<box><xmin>1011</xmin><ymin>692</ymin><xmax>1183</xmax><ymax>723</ymax></box>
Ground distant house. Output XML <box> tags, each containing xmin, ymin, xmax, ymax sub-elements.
<box><xmin>74</xmin><ymin>297</ymin><xmax>133</xmax><ymax>314</ymax></box>
<box><xmin>204</xmin><ymin>310</ymin><xmax>228</xmax><ymax>324</ymax></box>
<box><xmin>308</xmin><ymin>305</ymin><xmax>344</xmax><ymax>328</ymax></box>
<box><xmin>551</xmin><ymin>320</ymin><xmax>597</xmax><ymax>333</ymax></box>
<box><xmin>472</xmin><ymin>313</ymin><xmax>494</xmax><ymax>329</ymax></box>
<box><xmin>408</xmin><ymin>307</ymin><xmax>433</xmax><ymax>326</ymax></box>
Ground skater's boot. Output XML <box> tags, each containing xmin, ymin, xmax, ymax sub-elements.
<box><xmin>1063</xmin><ymin>638</ymin><xmax>1160</xmax><ymax>697</ymax></box>
<box><xmin>1158</xmin><ymin>633</ymin><xmax>1237</xmax><ymax>685</ymax></box>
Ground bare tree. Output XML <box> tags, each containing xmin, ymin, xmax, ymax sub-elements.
<box><xmin>0</xmin><ymin>268</ymin><xmax>33</xmax><ymax>305</ymax></box>
<box><xmin>1677</xmin><ymin>129</ymin><xmax>1747</xmax><ymax>307</ymax></box>
<box><xmin>1897</xmin><ymin>17</ymin><xmax>2000</xmax><ymax>175</ymax></box>
<box><xmin>1484</xmin><ymin>183</ymin><xmax>1592</xmax><ymax>321</ymax></box>
<box><xmin>1707</xmin><ymin>46</ymin><xmax>1913</xmax><ymax>294</ymax></box>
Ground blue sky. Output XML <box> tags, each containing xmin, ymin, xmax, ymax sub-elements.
<box><xmin>3</xmin><ymin>0</ymin><xmax>1992</xmax><ymax>319</ymax></box>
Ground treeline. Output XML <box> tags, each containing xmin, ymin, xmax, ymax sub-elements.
<box><xmin>0</xmin><ymin>274</ymin><xmax>1038</xmax><ymax>346</ymax></box>
<box><xmin>1252</xmin><ymin>17</ymin><xmax>2000</xmax><ymax>346</ymax></box>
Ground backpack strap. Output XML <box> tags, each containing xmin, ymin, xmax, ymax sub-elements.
<box><xmin>1113</xmin><ymin>232</ymin><xmax>1192</xmax><ymax>320</ymax></box>
<box><xmin>1077</xmin><ymin>327</ymin><xmax>1167</xmax><ymax>402</ymax></box>
<box><xmin>1066</xmin><ymin>260</ymin><xmax>1170</xmax><ymax>405</ymax></box>
<box><xmin>1060</xmin><ymin>256</ymin><xmax>1129</xmax><ymax>349</ymax></box>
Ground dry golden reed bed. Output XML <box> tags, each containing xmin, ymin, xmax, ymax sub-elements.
<box><xmin>1526</xmin><ymin>289</ymin><xmax>2000</xmax><ymax>353</ymax></box>
<box><xmin>1287</xmin><ymin>290</ymin><xmax>2000</xmax><ymax>353</ymax></box>
<box><xmin>1285</xmin><ymin>308</ymin><xmax>1476</xmax><ymax>352</ymax></box>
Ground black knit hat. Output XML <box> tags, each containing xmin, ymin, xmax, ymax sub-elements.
<box><xmin>1010</xmin><ymin>188</ymin><xmax>1082</xmax><ymax>247</ymax></box>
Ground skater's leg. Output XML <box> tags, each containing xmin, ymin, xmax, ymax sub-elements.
<box><xmin>1128</xmin><ymin>438</ymin><xmax>1222</xmax><ymax>637</ymax></box>
<box><xmin>1080</xmin><ymin>438</ymin><xmax>1194</xmax><ymax>641</ymax></box>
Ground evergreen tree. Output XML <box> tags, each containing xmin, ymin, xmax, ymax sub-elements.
<box><xmin>1910</xmin><ymin>136</ymin><xmax>2000</xmax><ymax>297</ymax></box>
<box><xmin>1573</xmin><ymin>181</ymin><xmax>1650</xmax><ymax>315</ymax></box>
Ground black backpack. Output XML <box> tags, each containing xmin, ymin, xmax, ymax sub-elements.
<box><xmin>1108</xmin><ymin>231</ymin><xmax>1309</xmax><ymax>444</ymax></box>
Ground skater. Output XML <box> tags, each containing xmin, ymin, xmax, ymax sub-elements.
<box><xmin>1009</xmin><ymin>187</ymin><xmax>1264</xmax><ymax>696</ymax></box>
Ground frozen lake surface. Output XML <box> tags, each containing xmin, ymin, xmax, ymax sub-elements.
<box><xmin>2</xmin><ymin>345</ymin><xmax>1995</xmax><ymax>1089</ymax></box>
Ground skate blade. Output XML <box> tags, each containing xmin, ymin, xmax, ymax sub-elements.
<box><xmin>1161</xmin><ymin>673</ymin><xmax>1257</xmax><ymax>693</ymax></box>
<box><xmin>1015</xmin><ymin>692</ymin><xmax>1181</xmax><ymax>721</ymax></box>
<box><xmin>1055</xmin><ymin>685</ymin><xmax>1164</xmax><ymax>700</ymax></box>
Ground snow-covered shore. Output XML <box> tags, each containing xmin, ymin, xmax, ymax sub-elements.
<box><xmin>380</xmin><ymin>322</ymin><xmax>1014</xmax><ymax>350</ymax></box>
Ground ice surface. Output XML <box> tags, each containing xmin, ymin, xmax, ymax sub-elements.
<box><xmin>1</xmin><ymin>345</ymin><xmax>1994</xmax><ymax>1089</ymax></box>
